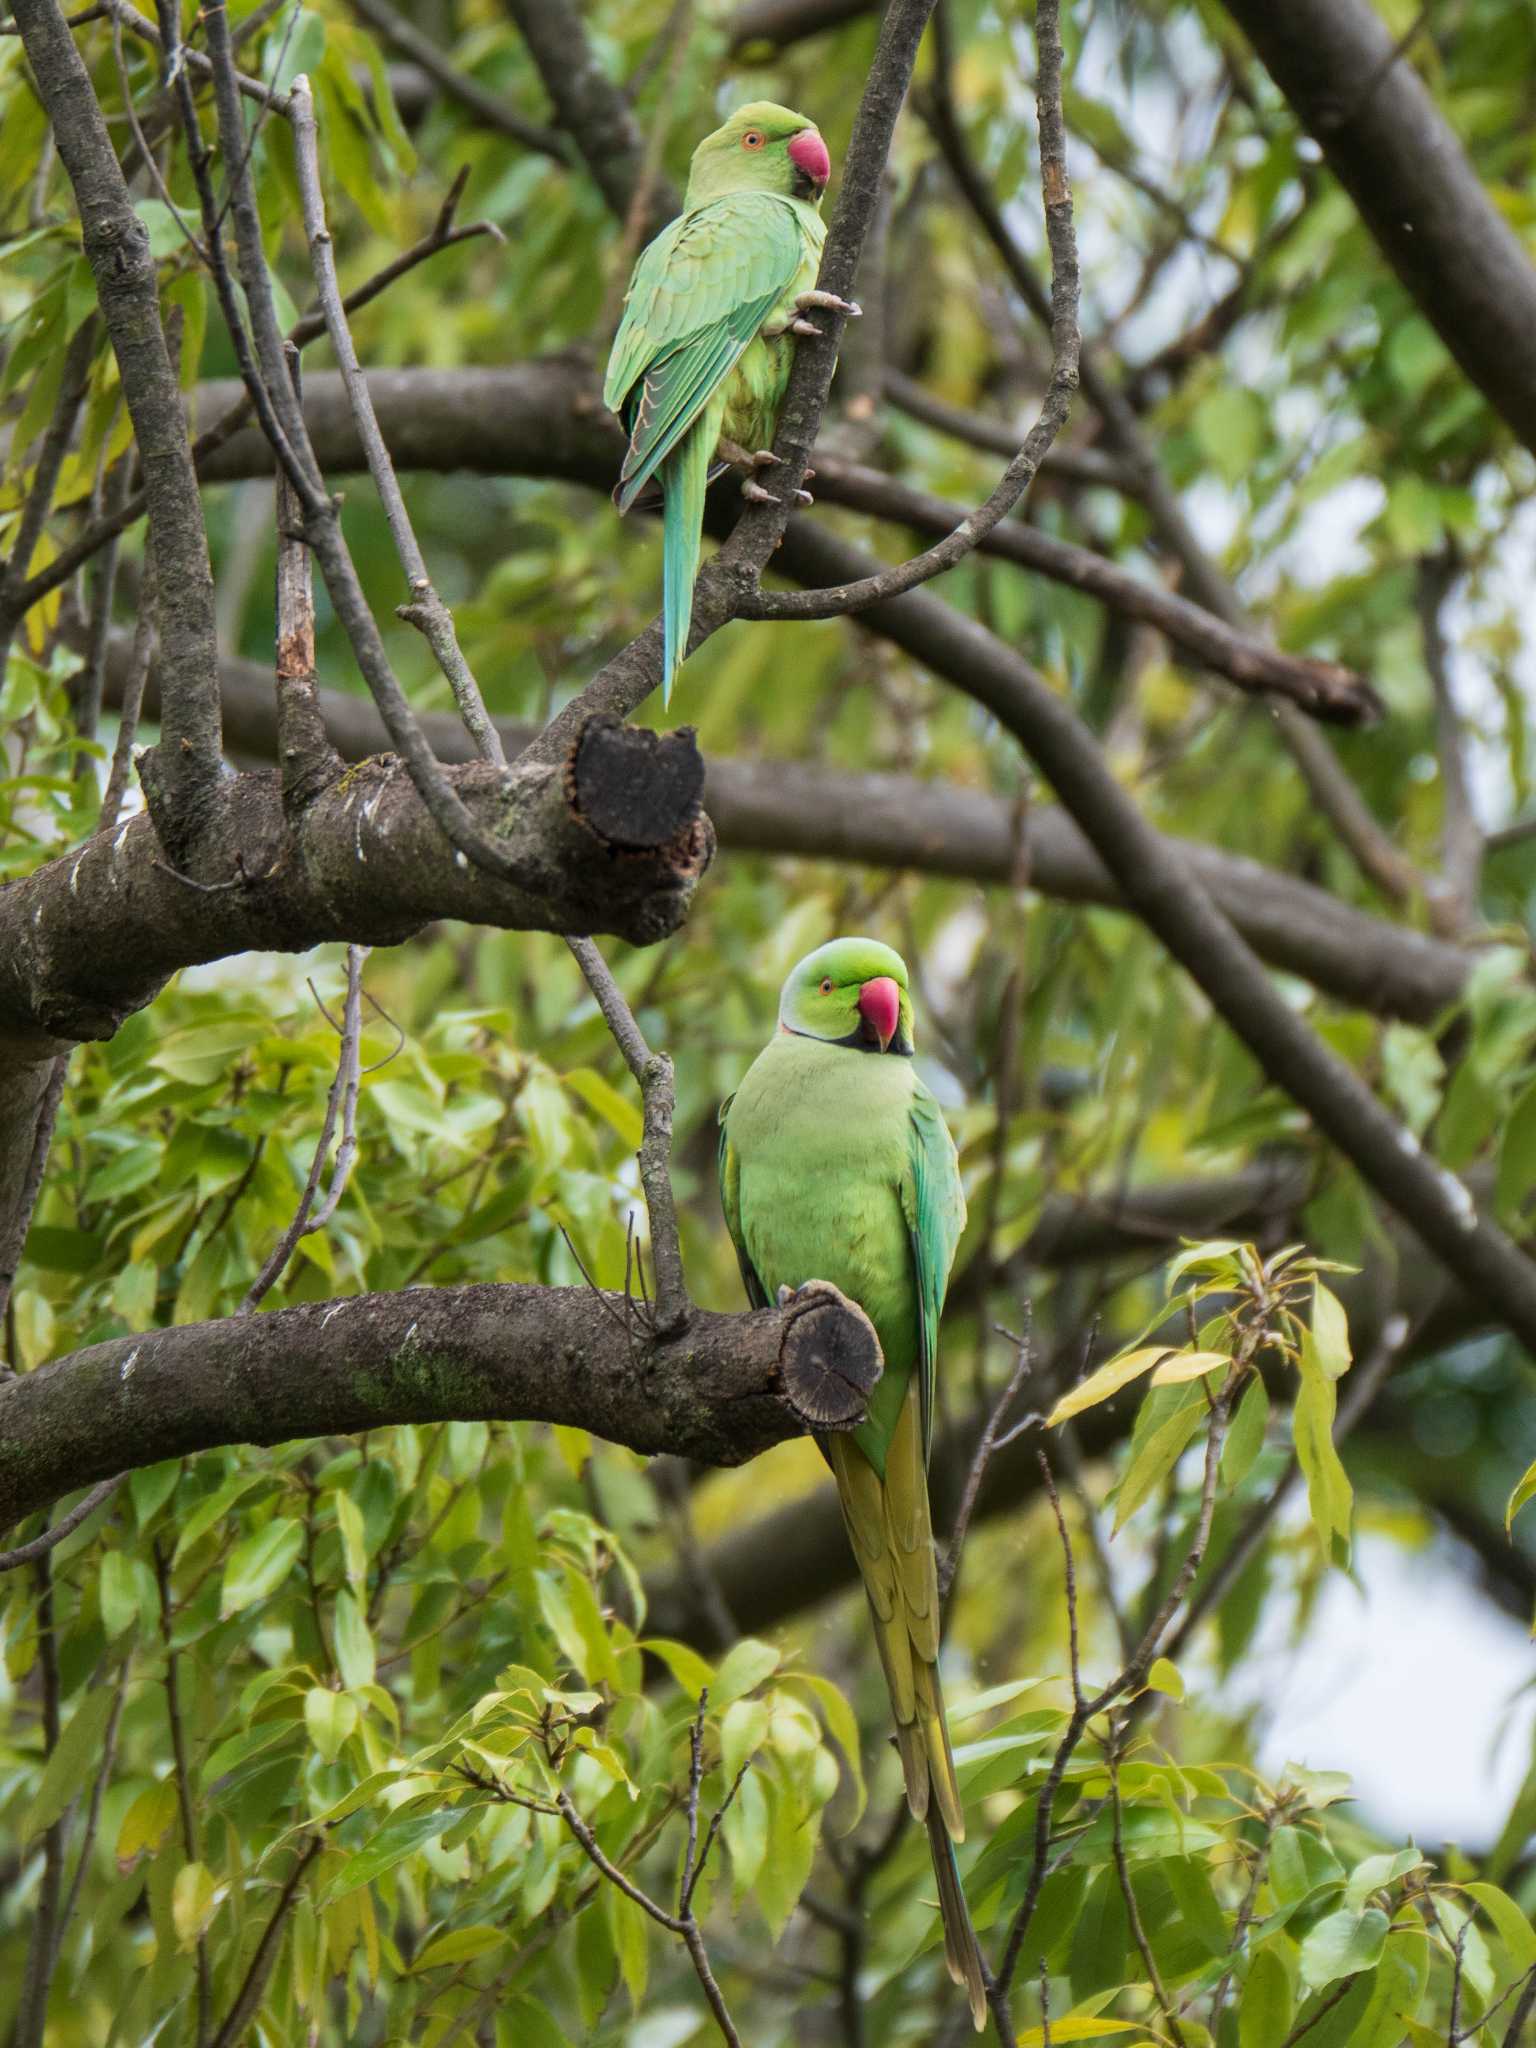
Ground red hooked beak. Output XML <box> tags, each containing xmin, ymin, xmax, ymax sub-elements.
<box><xmin>788</xmin><ymin>128</ymin><xmax>831</xmax><ymax>188</ymax></box>
<box><xmin>857</xmin><ymin>976</ymin><xmax>901</xmax><ymax>1053</ymax></box>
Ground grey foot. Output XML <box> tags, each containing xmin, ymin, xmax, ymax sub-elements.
<box><xmin>792</xmin><ymin>487</ymin><xmax>814</xmax><ymax>506</ymax></box>
<box><xmin>719</xmin><ymin>438</ymin><xmax>778</xmax><ymax>472</ymax></box>
<box><xmin>742</xmin><ymin>479</ymin><xmax>780</xmax><ymax>504</ymax></box>
<box><xmin>794</xmin><ymin>289</ymin><xmax>862</xmax><ymax>317</ymax></box>
<box><xmin>790</xmin><ymin>317</ymin><xmax>823</xmax><ymax>338</ymax></box>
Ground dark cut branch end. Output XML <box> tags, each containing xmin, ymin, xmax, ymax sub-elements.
<box><xmin>775</xmin><ymin>1280</ymin><xmax>883</xmax><ymax>1430</ymax></box>
<box><xmin>566</xmin><ymin>716</ymin><xmax>708</xmax><ymax>852</ymax></box>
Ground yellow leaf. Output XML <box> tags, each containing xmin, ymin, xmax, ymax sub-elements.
<box><xmin>115</xmin><ymin>1778</ymin><xmax>179</xmax><ymax>1871</ymax></box>
<box><xmin>171</xmin><ymin>1860</ymin><xmax>219</xmax><ymax>1950</ymax></box>
<box><xmin>1148</xmin><ymin>1350</ymin><xmax>1229</xmax><ymax>1386</ymax></box>
<box><xmin>1047</xmin><ymin>1348</ymin><xmax>1179</xmax><ymax>1425</ymax></box>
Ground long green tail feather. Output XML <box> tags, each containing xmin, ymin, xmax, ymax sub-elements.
<box><xmin>660</xmin><ymin>421</ymin><xmax>712</xmax><ymax>704</ymax></box>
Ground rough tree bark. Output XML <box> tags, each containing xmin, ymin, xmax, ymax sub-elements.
<box><xmin>0</xmin><ymin>1282</ymin><xmax>882</xmax><ymax>1534</ymax></box>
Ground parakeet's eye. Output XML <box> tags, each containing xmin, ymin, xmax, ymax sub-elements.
<box><xmin>742</xmin><ymin>130</ymin><xmax>765</xmax><ymax>150</ymax></box>
<box><xmin>819</xmin><ymin>977</ymin><xmax>834</xmax><ymax>994</ymax></box>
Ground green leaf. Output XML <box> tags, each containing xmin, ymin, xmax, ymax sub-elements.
<box><xmin>1462</xmin><ymin>1881</ymin><xmax>1536</xmax><ymax>1970</ymax></box>
<box><xmin>99</xmin><ymin>1551</ymin><xmax>139</xmax><ymax>1639</ymax></box>
<box><xmin>638</xmin><ymin>1638</ymin><xmax>714</xmax><ymax>1699</ymax></box>
<box><xmin>23</xmin><ymin>1683</ymin><xmax>117</xmax><ymax>1840</ymax></box>
<box><xmin>712</xmin><ymin>1637</ymin><xmax>779</xmax><ymax>1709</ymax></box>
<box><xmin>323</xmin><ymin>1808</ymin><xmax>465</xmax><ymax>1900</ymax></box>
<box><xmin>304</xmin><ymin>1687</ymin><xmax>359</xmax><ymax>1763</ymax></box>
<box><xmin>1240</xmin><ymin>1942</ymin><xmax>1294</xmax><ymax>2048</ymax></box>
<box><xmin>1311</xmin><ymin>1282</ymin><xmax>1352</xmax><ymax>1380</ymax></box>
<box><xmin>721</xmin><ymin>1697</ymin><xmax>768</xmax><ymax>1783</ymax></box>
<box><xmin>783</xmin><ymin>1672</ymin><xmax>866</xmax><ymax>1824</ymax></box>
<box><xmin>1300</xmin><ymin>1905</ymin><xmax>1389</xmax><ymax>1987</ymax></box>
<box><xmin>172</xmin><ymin>1860</ymin><xmax>219</xmax><ymax>1949</ymax></box>
<box><xmin>1506</xmin><ymin>1456</ymin><xmax>1536</xmax><ymax>1533</ymax></box>
<box><xmin>1495</xmin><ymin>1072</ymin><xmax>1536</xmax><ymax>1218</ymax></box>
<box><xmin>410</xmin><ymin>1924</ymin><xmax>506</xmax><ymax>1970</ymax></box>
<box><xmin>333</xmin><ymin>1489</ymin><xmax>368</xmax><ymax>1587</ymax></box>
<box><xmin>173</xmin><ymin>1470</ymin><xmax>269</xmax><ymax>1562</ymax></box>
<box><xmin>1145</xmin><ymin>1657</ymin><xmax>1184</xmax><ymax>1701</ymax></box>
<box><xmin>1221</xmin><ymin>1375</ymin><xmax>1270</xmax><ymax>1490</ymax></box>
<box><xmin>219</xmin><ymin>1517</ymin><xmax>305</xmax><ymax>1618</ymax></box>
<box><xmin>1113</xmin><ymin>1384</ymin><xmax>1206</xmax><ymax>1532</ymax></box>
<box><xmin>563</xmin><ymin>1066</ymin><xmax>643</xmax><ymax>1151</ymax></box>
<box><xmin>1293</xmin><ymin>1334</ymin><xmax>1352</xmax><ymax>1564</ymax></box>
<box><xmin>115</xmin><ymin>1777</ymin><xmax>180</xmax><ymax>1870</ymax></box>
<box><xmin>333</xmin><ymin>1589</ymin><xmax>376</xmax><ymax>1690</ymax></box>
<box><xmin>608</xmin><ymin>1883</ymin><xmax>649</xmax><ymax>2010</ymax></box>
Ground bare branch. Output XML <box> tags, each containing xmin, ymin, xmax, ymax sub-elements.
<box><xmin>347</xmin><ymin>0</ymin><xmax>561</xmax><ymax>157</ymax></box>
<box><xmin>566</xmin><ymin>937</ymin><xmax>688</xmax><ymax>1334</ymax></box>
<box><xmin>746</xmin><ymin>0</ymin><xmax>1080</xmax><ymax>623</ymax></box>
<box><xmin>239</xmin><ymin>945</ymin><xmax>368</xmax><ymax>1313</ymax></box>
<box><xmin>940</xmin><ymin>1318</ymin><xmax>1035</xmax><ymax>1603</ymax></box>
<box><xmin>773</xmin><ymin>456</ymin><xmax>1381</xmax><ymax>723</ymax></box>
<box><xmin>12</xmin><ymin>0</ymin><xmax>223</xmax><ymax>825</ymax></box>
<box><xmin>289</xmin><ymin>78</ymin><xmax>505</xmax><ymax>768</ymax></box>
<box><xmin>127</xmin><ymin>631</ymin><xmax>1473</xmax><ymax>1023</ymax></box>
<box><xmin>0</xmin><ymin>1475</ymin><xmax>122</xmax><ymax>1574</ymax></box>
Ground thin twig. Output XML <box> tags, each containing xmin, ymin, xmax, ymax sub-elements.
<box><xmin>1498</xmin><ymin>1964</ymin><xmax>1536</xmax><ymax>2048</ymax></box>
<box><xmin>347</xmin><ymin>0</ymin><xmax>561</xmax><ymax>156</ymax></box>
<box><xmin>1160</xmin><ymin>1312</ymin><xmax>1408</xmax><ymax>1665</ymax></box>
<box><xmin>154</xmin><ymin>1539</ymin><xmax>211</xmax><ymax>2047</ymax></box>
<box><xmin>288</xmin><ymin>78</ymin><xmax>505</xmax><ymax>766</ymax></box>
<box><xmin>941</xmin><ymin>1314</ymin><xmax>1035</xmax><ymax>1602</ymax></box>
<box><xmin>0</xmin><ymin>1476</ymin><xmax>123</xmax><ymax>1573</ymax></box>
<box><xmin>1107</xmin><ymin>1735</ymin><xmax>1187</xmax><ymax>2048</ymax></box>
<box><xmin>240</xmin><ymin>946</ymin><xmax>368</xmax><ymax>1311</ymax></box>
<box><xmin>0</xmin><ymin>1057</ymin><xmax>68</xmax><ymax>1343</ymax></box>
<box><xmin>101</xmin><ymin>558</ymin><xmax>155</xmax><ymax>829</ymax></box>
<box><xmin>206</xmin><ymin>1836</ymin><xmax>323</xmax><ymax>2048</ymax></box>
<box><xmin>13</xmin><ymin>1555</ymin><xmax>64</xmax><ymax>2048</ymax></box>
<box><xmin>743</xmin><ymin>0</ymin><xmax>1077</xmax><ymax>624</ymax></box>
<box><xmin>196</xmin><ymin>20</ymin><xmax>531</xmax><ymax>880</ymax></box>
<box><xmin>922</xmin><ymin>12</ymin><xmax>1429</xmax><ymax>911</ymax></box>
<box><xmin>8</xmin><ymin>201</ymin><xmax>500</xmax><ymax>626</ymax></box>
<box><xmin>554</xmin><ymin>1788</ymin><xmax>745</xmax><ymax>2047</ymax></box>
<box><xmin>52</xmin><ymin>1668</ymin><xmax>127</xmax><ymax>1962</ymax></box>
<box><xmin>566</xmin><ymin>937</ymin><xmax>688</xmax><ymax>1334</ymax></box>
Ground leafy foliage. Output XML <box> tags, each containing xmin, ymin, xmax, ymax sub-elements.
<box><xmin>3</xmin><ymin>0</ymin><xmax>1536</xmax><ymax>2041</ymax></box>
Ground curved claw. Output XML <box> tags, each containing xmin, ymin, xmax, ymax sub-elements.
<box><xmin>742</xmin><ymin>479</ymin><xmax>780</xmax><ymax>504</ymax></box>
<box><xmin>794</xmin><ymin>289</ymin><xmax>862</xmax><ymax>317</ymax></box>
<box><xmin>790</xmin><ymin>317</ymin><xmax>823</xmax><ymax>338</ymax></box>
<box><xmin>792</xmin><ymin>488</ymin><xmax>814</xmax><ymax>506</ymax></box>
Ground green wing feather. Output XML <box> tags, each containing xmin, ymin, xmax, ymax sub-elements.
<box><xmin>902</xmin><ymin>1083</ymin><xmax>966</xmax><ymax>1464</ymax></box>
<box><xmin>605</xmin><ymin>193</ymin><xmax>807</xmax><ymax>512</ymax></box>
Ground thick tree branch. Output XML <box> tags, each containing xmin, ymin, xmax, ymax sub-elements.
<box><xmin>761</xmin><ymin>454</ymin><xmax>1380</xmax><ymax>723</ymax></box>
<box><xmin>184</xmin><ymin>361</ymin><xmax>1379</xmax><ymax>722</ymax></box>
<box><xmin>727</xmin><ymin>0</ymin><xmax>872</xmax><ymax>54</ymax></box>
<box><xmin>1219</xmin><ymin>0</ymin><xmax>1536</xmax><ymax>458</ymax></box>
<box><xmin>503</xmin><ymin>0</ymin><xmax>678</xmax><ymax>232</ymax></box>
<box><xmin>0</xmin><ymin>721</ymin><xmax>712</xmax><ymax>1062</ymax></box>
<box><xmin>110</xmin><ymin>646</ymin><xmax>1474</xmax><ymax>1026</ymax></box>
<box><xmin>14</xmin><ymin>0</ymin><xmax>223</xmax><ymax>826</ymax></box>
<box><xmin>347</xmin><ymin>0</ymin><xmax>561</xmax><ymax>158</ymax></box>
<box><xmin>0</xmin><ymin>1281</ymin><xmax>882</xmax><ymax>1534</ymax></box>
<box><xmin>773</xmin><ymin>519</ymin><xmax>1536</xmax><ymax>1357</ymax></box>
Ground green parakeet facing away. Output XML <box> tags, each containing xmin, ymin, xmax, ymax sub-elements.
<box><xmin>718</xmin><ymin>938</ymin><xmax>988</xmax><ymax>2032</ymax></box>
<box><xmin>603</xmin><ymin>102</ymin><xmax>857</xmax><ymax>703</ymax></box>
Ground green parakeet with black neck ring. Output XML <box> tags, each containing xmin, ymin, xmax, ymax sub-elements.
<box><xmin>718</xmin><ymin>937</ymin><xmax>987</xmax><ymax>2032</ymax></box>
<box><xmin>604</xmin><ymin>102</ymin><xmax>857</xmax><ymax>702</ymax></box>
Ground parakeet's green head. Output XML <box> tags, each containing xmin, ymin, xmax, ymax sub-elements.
<box><xmin>777</xmin><ymin>937</ymin><xmax>915</xmax><ymax>1056</ymax></box>
<box><xmin>685</xmin><ymin>102</ymin><xmax>832</xmax><ymax>208</ymax></box>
